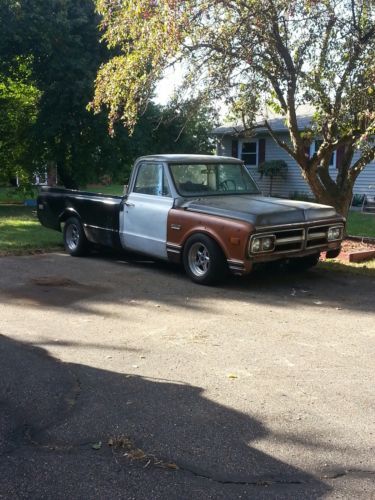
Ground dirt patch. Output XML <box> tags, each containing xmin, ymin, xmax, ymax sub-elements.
<box><xmin>1</xmin><ymin>275</ymin><xmax>108</xmax><ymax>311</ymax></box>
<box><xmin>326</xmin><ymin>239</ymin><xmax>375</xmax><ymax>263</ymax></box>
<box><xmin>31</xmin><ymin>276</ymin><xmax>82</xmax><ymax>287</ymax></box>
<box><xmin>342</xmin><ymin>239</ymin><xmax>375</xmax><ymax>252</ymax></box>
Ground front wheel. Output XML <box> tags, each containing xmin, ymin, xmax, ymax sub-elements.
<box><xmin>63</xmin><ymin>217</ymin><xmax>89</xmax><ymax>257</ymax></box>
<box><xmin>287</xmin><ymin>253</ymin><xmax>320</xmax><ymax>272</ymax></box>
<box><xmin>183</xmin><ymin>234</ymin><xmax>227</xmax><ymax>285</ymax></box>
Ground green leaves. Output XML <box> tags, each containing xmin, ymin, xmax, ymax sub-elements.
<box><xmin>258</xmin><ymin>160</ymin><xmax>288</xmax><ymax>180</ymax></box>
<box><xmin>0</xmin><ymin>57</ymin><xmax>40</xmax><ymax>182</ymax></box>
<box><xmin>93</xmin><ymin>0</ymin><xmax>186</xmax><ymax>131</ymax></box>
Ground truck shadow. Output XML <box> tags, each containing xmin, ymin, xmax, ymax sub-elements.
<box><xmin>95</xmin><ymin>249</ymin><xmax>375</xmax><ymax>315</ymax></box>
<box><xmin>0</xmin><ymin>250</ymin><xmax>373</xmax><ymax>315</ymax></box>
<box><xmin>0</xmin><ymin>334</ymin><xmax>331</xmax><ymax>498</ymax></box>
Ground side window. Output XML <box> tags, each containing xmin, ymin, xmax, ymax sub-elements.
<box><xmin>133</xmin><ymin>163</ymin><xmax>171</xmax><ymax>196</ymax></box>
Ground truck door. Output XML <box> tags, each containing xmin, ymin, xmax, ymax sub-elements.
<box><xmin>119</xmin><ymin>162</ymin><xmax>173</xmax><ymax>259</ymax></box>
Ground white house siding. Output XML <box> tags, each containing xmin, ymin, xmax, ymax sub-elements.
<box><xmin>216</xmin><ymin>134</ymin><xmax>375</xmax><ymax>199</ymax></box>
<box><xmin>349</xmin><ymin>151</ymin><xmax>375</xmax><ymax>197</ymax></box>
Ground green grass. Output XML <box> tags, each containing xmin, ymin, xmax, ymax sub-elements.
<box><xmin>346</xmin><ymin>211</ymin><xmax>375</xmax><ymax>238</ymax></box>
<box><xmin>0</xmin><ymin>186</ymin><xmax>38</xmax><ymax>204</ymax></box>
<box><xmin>86</xmin><ymin>184</ymin><xmax>124</xmax><ymax>196</ymax></box>
<box><xmin>0</xmin><ymin>205</ymin><xmax>63</xmax><ymax>256</ymax></box>
<box><xmin>319</xmin><ymin>259</ymin><xmax>375</xmax><ymax>277</ymax></box>
<box><xmin>0</xmin><ymin>184</ymin><xmax>125</xmax><ymax>203</ymax></box>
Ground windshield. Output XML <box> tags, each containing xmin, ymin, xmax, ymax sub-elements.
<box><xmin>169</xmin><ymin>163</ymin><xmax>260</xmax><ymax>197</ymax></box>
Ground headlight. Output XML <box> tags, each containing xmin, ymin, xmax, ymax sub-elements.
<box><xmin>251</xmin><ymin>238</ymin><xmax>261</xmax><ymax>253</ymax></box>
<box><xmin>327</xmin><ymin>226</ymin><xmax>343</xmax><ymax>241</ymax></box>
<box><xmin>250</xmin><ymin>235</ymin><xmax>276</xmax><ymax>254</ymax></box>
<box><xmin>262</xmin><ymin>237</ymin><xmax>274</xmax><ymax>251</ymax></box>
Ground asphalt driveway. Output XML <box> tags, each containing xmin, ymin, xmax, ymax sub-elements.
<box><xmin>0</xmin><ymin>252</ymin><xmax>374</xmax><ymax>499</ymax></box>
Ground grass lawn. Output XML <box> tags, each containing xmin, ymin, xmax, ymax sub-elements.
<box><xmin>0</xmin><ymin>187</ymin><xmax>38</xmax><ymax>204</ymax></box>
<box><xmin>319</xmin><ymin>259</ymin><xmax>375</xmax><ymax>277</ymax></box>
<box><xmin>0</xmin><ymin>184</ymin><xmax>124</xmax><ymax>203</ymax></box>
<box><xmin>346</xmin><ymin>211</ymin><xmax>375</xmax><ymax>238</ymax></box>
<box><xmin>0</xmin><ymin>205</ymin><xmax>63</xmax><ymax>256</ymax></box>
<box><xmin>86</xmin><ymin>184</ymin><xmax>124</xmax><ymax>196</ymax></box>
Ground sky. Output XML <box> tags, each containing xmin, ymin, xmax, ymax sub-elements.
<box><xmin>154</xmin><ymin>64</ymin><xmax>184</xmax><ymax>105</ymax></box>
<box><xmin>154</xmin><ymin>63</ymin><xmax>229</xmax><ymax>122</ymax></box>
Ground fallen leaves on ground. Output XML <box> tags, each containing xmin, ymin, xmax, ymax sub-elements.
<box><xmin>107</xmin><ymin>435</ymin><xmax>179</xmax><ymax>470</ymax></box>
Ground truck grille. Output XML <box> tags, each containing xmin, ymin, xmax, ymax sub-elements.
<box><xmin>274</xmin><ymin>228</ymin><xmax>305</xmax><ymax>252</ymax></box>
<box><xmin>255</xmin><ymin>223</ymin><xmax>343</xmax><ymax>256</ymax></box>
<box><xmin>306</xmin><ymin>225</ymin><xmax>331</xmax><ymax>248</ymax></box>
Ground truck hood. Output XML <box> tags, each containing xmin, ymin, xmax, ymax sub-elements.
<box><xmin>180</xmin><ymin>195</ymin><xmax>339</xmax><ymax>226</ymax></box>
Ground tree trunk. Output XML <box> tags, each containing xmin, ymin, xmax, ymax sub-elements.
<box><xmin>303</xmin><ymin>168</ymin><xmax>353</xmax><ymax>218</ymax></box>
<box><xmin>58</xmin><ymin>170</ymin><xmax>79</xmax><ymax>190</ymax></box>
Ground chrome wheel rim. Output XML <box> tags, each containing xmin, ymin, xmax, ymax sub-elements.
<box><xmin>66</xmin><ymin>224</ymin><xmax>80</xmax><ymax>250</ymax></box>
<box><xmin>188</xmin><ymin>242</ymin><xmax>210</xmax><ymax>276</ymax></box>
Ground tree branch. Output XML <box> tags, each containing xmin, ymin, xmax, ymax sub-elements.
<box><xmin>263</xmin><ymin>119</ymin><xmax>297</xmax><ymax>160</ymax></box>
<box><xmin>349</xmin><ymin>145</ymin><xmax>375</xmax><ymax>181</ymax></box>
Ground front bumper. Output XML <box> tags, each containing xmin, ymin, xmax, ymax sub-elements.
<box><xmin>228</xmin><ymin>219</ymin><xmax>345</xmax><ymax>275</ymax></box>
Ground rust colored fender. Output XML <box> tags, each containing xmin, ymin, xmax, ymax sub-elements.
<box><xmin>166</xmin><ymin>208</ymin><xmax>254</xmax><ymax>274</ymax></box>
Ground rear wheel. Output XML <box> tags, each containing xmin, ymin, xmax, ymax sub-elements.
<box><xmin>287</xmin><ymin>253</ymin><xmax>320</xmax><ymax>272</ymax></box>
<box><xmin>63</xmin><ymin>217</ymin><xmax>89</xmax><ymax>257</ymax></box>
<box><xmin>183</xmin><ymin>234</ymin><xmax>227</xmax><ymax>285</ymax></box>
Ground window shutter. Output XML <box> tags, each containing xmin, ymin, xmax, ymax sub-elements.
<box><xmin>231</xmin><ymin>139</ymin><xmax>239</xmax><ymax>158</ymax></box>
<box><xmin>336</xmin><ymin>145</ymin><xmax>345</xmax><ymax>169</ymax></box>
<box><xmin>258</xmin><ymin>138</ymin><xmax>266</xmax><ymax>165</ymax></box>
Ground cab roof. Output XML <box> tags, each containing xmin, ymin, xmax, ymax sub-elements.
<box><xmin>136</xmin><ymin>154</ymin><xmax>243</xmax><ymax>164</ymax></box>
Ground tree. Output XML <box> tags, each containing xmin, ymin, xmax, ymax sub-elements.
<box><xmin>0</xmin><ymin>0</ymin><xmax>124</xmax><ymax>187</ymax></box>
<box><xmin>258</xmin><ymin>160</ymin><xmax>288</xmax><ymax>196</ymax></box>
<box><xmin>92</xmin><ymin>0</ymin><xmax>375</xmax><ymax>216</ymax></box>
<box><xmin>0</xmin><ymin>0</ymin><xmax>216</xmax><ymax>188</ymax></box>
<box><xmin>0</xmin><ymin>58</ymin><xmax>40</xmax><ymax>184</ymax></box>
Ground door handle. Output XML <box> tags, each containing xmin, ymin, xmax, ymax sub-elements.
<box><xmin>124</xmin><ymin>201</ymin><xmax>135</xmax><ymax>207</ymax></box>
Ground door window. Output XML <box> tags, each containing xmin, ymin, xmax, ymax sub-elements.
<box><xmin>133</xmin><ymin>163</ymin><xmax>171</xmax><ymax>196</ymax></box>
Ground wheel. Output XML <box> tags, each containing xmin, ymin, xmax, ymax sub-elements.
<box><xmin>183</xmin><ymin>233</ymin><xmax>227</xmax><ymax>285</ymax></box>
<box><xmin>63</xmin><ymin>217</ymin><xmax>89</xmax><ymax>257</ymax></box>
<box><xmin>287</xmin><ymin>253</ymin><xmax>320</xmax><ymax>272</ymax></box>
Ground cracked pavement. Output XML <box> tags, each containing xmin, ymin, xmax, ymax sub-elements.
<box><xmin>0</xmin><ymin>251</ymin><xmax>374</xmax><ymax>499</ymax></box>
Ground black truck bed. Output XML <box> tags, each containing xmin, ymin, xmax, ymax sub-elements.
<box><xmin>37</xmin><ymin>187</ymin><xmax>123</xmax><ymax>248</ymax></box>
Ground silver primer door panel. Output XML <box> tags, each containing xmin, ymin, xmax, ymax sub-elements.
<box><xmin>120</xmin><ymin>162</ymin><xmax>173</xmax><ymax>259</ymax></box>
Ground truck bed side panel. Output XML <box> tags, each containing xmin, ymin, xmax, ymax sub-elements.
<box><xmin>37</xmin><ymin>187</ymin><xmax>123</xmax><ymax>249</ymax></box>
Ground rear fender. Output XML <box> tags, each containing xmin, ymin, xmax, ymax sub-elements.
<box><xmin>59</xmin><ymin>208</ymin><xmax>81</xmax><ymax>228</ymax></box>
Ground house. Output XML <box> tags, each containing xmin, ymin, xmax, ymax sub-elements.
<box><xmin>212</xmin><ymin>112</ymin><xmax>375</xmax><ymax>201</ymax></box>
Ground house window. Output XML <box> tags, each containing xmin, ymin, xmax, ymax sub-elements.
<box><xmin>241</xmin><ymin>141</ymin><xmax>258</xmax><ymax>166</ymax></box>
<box><xmin>311</xmin><ymin>140</ymin><xmax>336</xmax><ymax>167</ymax></box>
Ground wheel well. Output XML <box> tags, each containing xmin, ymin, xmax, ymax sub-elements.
<box><xmin>182</xmin><ymin>231</ymin><xmax>227</xmax><ymax>259</ymax></box>
<box><xmin>59</xmin><ymin>210</ymin><xmax>80</xmax><ymax>227</ymax></box>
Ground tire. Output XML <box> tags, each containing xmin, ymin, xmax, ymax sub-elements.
<box><xmin>287</xmin><ymin>253</ymin><xmax>320</xmax><ymax>272</ymax></box>
<box><xmin>183</xmin><ymin>233</ymin><xmax>227</xmax><ymax>285</ymax></box>
<box><xmin>63</xmin><ymin>217</ymin><xmax>89</xmax><ymax>257</ymax></box>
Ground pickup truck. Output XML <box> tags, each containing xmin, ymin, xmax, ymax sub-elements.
<box><xmin>37</xmin><ymin>154</ymin><xmax>345</xmax><ymax>284</ymax></box>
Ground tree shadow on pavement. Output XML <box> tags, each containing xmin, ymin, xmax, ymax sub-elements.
<box><xmin>0</xmin><ymin>334</ymin><xmax>331</xmax><ymax>499</ymax></box>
